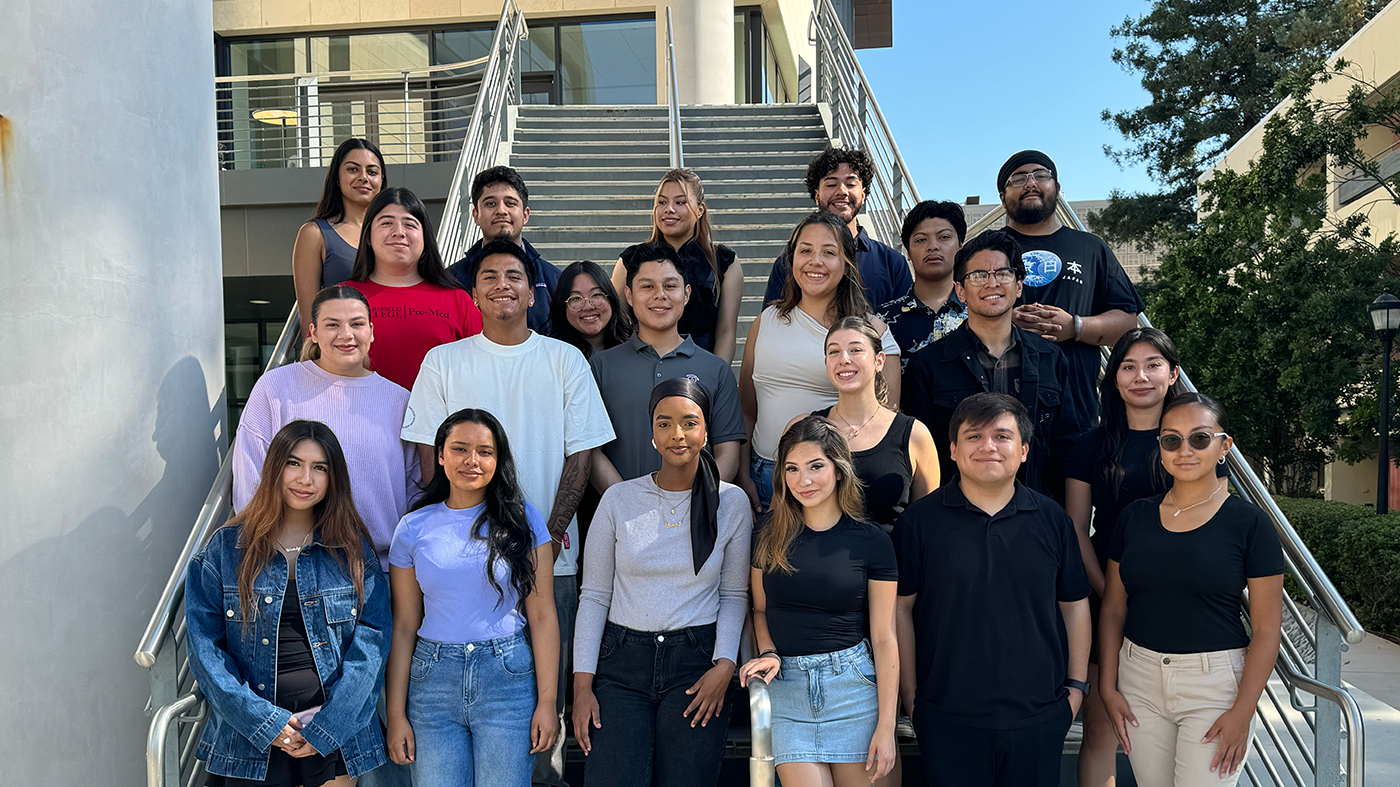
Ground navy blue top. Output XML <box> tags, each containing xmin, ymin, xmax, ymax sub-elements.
<box><xmin>447</xmin><ymin>236</ymin><xmax>560</xmax><ymax>334</ymax></box>
<box><xmin>894</xmin><ymin>480</ymin><xmax>1090</xmax><ymax>728</ymax></box>
<box><xmin>314</xmin><ymin>218</ymin><xmax>358</xmax><ymax>288</ymax></box>
<box><xmin>763</xmin><ymin>225</ymin><xmax>913</xmax><ymax>311</ymax></box>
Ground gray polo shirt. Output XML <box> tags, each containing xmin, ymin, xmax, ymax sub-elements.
<box><xmin>589</xmin><ymin>333</ymin><xmax>747</xmax><ymax>480</ymax></box>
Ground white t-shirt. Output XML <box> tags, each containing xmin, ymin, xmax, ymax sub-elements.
<box><xmin>402</xmin><ymin>332</ymin><xmax>615</xmax><ymax>575</ymax></box>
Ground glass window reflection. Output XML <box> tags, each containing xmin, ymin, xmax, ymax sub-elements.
<box><xmin>559</xmin><ymin>18</ymin><xmax>656</xmax><ymax>105</ymax></box>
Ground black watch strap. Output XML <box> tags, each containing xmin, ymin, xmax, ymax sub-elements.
<box><xmin>1064</xmin><ymin>678</ymin><xmax>1090</xmax><ymax>695</ymax></box>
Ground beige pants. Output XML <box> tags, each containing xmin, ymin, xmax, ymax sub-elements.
<box><xmin>1118</xmin><ymin>638</ymin><xmax>1251</xmax><ymax>787</ymax></box>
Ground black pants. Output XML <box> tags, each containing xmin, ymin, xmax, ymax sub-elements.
<box><xmin>583</xmin><ymin>622</ymin><xmax>732</xmax><ymax>787</ymax></box>
<box><xmin>913</xmin><ymin>700</ymin><xmax>1072</xmax><ymax>787</ymax></box>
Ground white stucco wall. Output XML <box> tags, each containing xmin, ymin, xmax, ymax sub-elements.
<box><xmin>0</xmin><ymin>0</ymin><xmax>226</xmax><ymax>783</ymax></box>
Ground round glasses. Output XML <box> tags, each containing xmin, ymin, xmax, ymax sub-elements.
<box><xmin>1157</xmin><ymin>431</ymin><xmax>1228</xmax><ymax>452</ymax></box>
<box><xmin>565</xmin><ymin>293</ymin><xmax>608</xmax><ymax>312</ymax></box>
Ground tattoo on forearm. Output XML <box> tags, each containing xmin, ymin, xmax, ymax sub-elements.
<box><xmin>548</xmin><ymin>451</ymin><xmax>592</xmax><ymax>541</ymax></box>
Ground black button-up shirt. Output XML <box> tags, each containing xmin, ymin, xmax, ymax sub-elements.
<box><xmin>893</xmin><ymin>479</ymin><xmax>1090</xmax><ymax>728</ymax></box>
<box><xmin>876</xmin><ymin>290</ymin><xmax>967</xmax><ymax>369</ymax></box>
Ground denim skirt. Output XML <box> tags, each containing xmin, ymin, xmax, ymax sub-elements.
<box><xmin>767</xmin><ymin>639</ymin><xmax>880</xmax><ymax>765</ymax></box>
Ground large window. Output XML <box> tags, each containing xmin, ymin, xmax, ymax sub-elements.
<box><xmin>735</xmin><ymin>7</ymin><xmax>790</xmax><ymax>104</ymax></box>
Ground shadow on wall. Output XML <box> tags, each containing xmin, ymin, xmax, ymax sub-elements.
<box><xmin>0</xmin><ymin>356</ymin><xmax>223</xmax><ymax>782</ymax></box>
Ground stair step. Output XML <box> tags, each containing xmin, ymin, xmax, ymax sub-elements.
<box><xmin>517</xmin><ymin>165</ymin><xmax>818</xmax><ymax>181</ymax></box>
<box><xmin>528</xmin><ymin>208</ymin><xmax>812</xmax><ymax>228</ymax></box>
<box><xmin>526</xmin><ymin>194</ymin><xmax>815</xmax><ymax>212</ymax></box>
<box><xmin>530</xmin><ymin>180</ymin><xmax>811</xmax><ymax>197</ymax></box>
<box><xmin>512</xmin><ymin>139</ymin><xmax>826</xmax><ymax>154</ymax></box>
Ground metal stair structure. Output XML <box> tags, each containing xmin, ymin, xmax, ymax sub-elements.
<box><xmin>511</xmin><ymin>103</ymin><xmax>829</xmax><ymax>365</ymax></box>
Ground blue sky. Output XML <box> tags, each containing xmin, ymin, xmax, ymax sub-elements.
<box><xmin>853</xmin><ymin>0</ymin><xmax>1158</xmax><ymax>204</ymax></box>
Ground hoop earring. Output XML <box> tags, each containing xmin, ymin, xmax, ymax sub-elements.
<box><xmin>1218</xmin><ymin>455</ymin><xmax>1227</xmax><ymax>465</ymax></box>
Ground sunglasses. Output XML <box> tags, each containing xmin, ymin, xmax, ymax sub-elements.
<box><xmin>1157</xmin><ymin>431</ymin><xmax>1228</xmax><ymax>452</ymax></box>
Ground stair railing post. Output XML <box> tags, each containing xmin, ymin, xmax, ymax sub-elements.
<box><xmin>857</xmin><ymin>81</ymin><xmax>867</xmax><ymax>151</ymax></box>
<box><xmin>151</xmin><ymin>630</ymin><xmax>180</xmax><ymax>787</ymax></box>
<box><xmin>1314</xmin><ymin>614</ymin><xmax>1346</xmax><ymax>787</ymax></box>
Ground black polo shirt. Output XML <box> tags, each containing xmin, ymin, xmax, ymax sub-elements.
<box><xmin>893</xmin><ymin>479</ymin><xmax>1090</xmax><ymax>729</ymax></box>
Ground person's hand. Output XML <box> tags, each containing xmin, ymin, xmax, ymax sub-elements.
<box><xmin>900</xmin><ymin>688</ymin><xmax>916</xmax><ymax>719</ymax></box>
<box><xmin>736</xmin><ymin>473</ymin><xmax>763</xmax><ymax>515</ymax></box>
<box><xmin>738</xmin><ymin>655</ymin><xmax>780</xmax><ymax>687</ymax></box>
<box><xmin>1013</xmin><ymin>303</ymin><xmax>1075</xmax><ymax>342</ymax></box>
<box><xmin>1067</xmin><ymin>686</ymin><xmax>1084</xmax><ymax>719</ymax></box>
<box><xmin>386</xmin><ymin>715</ymin><xmax>415</xmax><ymax>765</ymax></box>
<box><xmin>1100</xmin><ymin>687</ymin><xmax>1137</xmax><ymax>753</ymax></box>
<box><xmin>284</xmin><ymin>739</ymin><xmax>321</xmax><ymax>758</ymax></box>
<box><xmin>530</xmin><ymin>699</ymin><xmax>560</xmax><ymax>754</ymax></box>
<box><xmin>865</xmin><ymin>724</ymin><xmax>897</xmax><ymax>782</ymax></box>
<box><xmin>274</xmin><ymin>720</ymin><xmax>306</xmax><ymax>755</ymax></box>
<box><xmin>683</xmin><ymin>659</ymin><xmax>735</xmax><ymax>728</ymax></box>
<box><xmin>573</xmin><ymin>685</ymin><xmax>602</xmax><ymax>755</ymax></box>
<box><xmin>1205</xmin><ymin>705</ymin><xmax>1253</xmax><ymax>777</ymax></box>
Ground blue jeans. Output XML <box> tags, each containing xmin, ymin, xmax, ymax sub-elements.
<box><xmin>532</xmin><ymin>575</ymin><xmax>577</xmax><ymax>786</ymax></box>
<box><xmin>749</xmin><ymin>454</ymin><xmax>776</xmax><ymax>512</ymax></box>
<box><xmin>583</xmin><ymin>622</ymin><xmax>731</xmax><ymax>787</ymax></box>
<box><xmin>408</xmin><ymin>631</ymin><xmax>538</xmax><ymax>787</ymax></box>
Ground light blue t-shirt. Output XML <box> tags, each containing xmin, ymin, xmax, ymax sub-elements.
<box><xmin>389</xmin><ymin>499</ymin><xmax>549</xmax><ymax>643</ymax></box>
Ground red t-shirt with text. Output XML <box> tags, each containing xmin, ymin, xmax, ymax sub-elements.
<box><xmin>345</xmin><ymin>280</ymin><xmax>483</xmax><ymax>390</ymax></box>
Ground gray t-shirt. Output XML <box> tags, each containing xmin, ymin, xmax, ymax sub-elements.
<box><xmin>589</xmin><ymin>334</ymin><xmax>747</xmax><ymax>480</ymax></box>
<box><xmin>574</xmin><ymin>475</ymin><xmax>753</xmax><ymax>674</ymax></box>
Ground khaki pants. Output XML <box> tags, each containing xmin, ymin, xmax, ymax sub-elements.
<box><xmin>1118</xmin><ymin>638</ymin><xmax>1251</xmax><ymax>787</ymax></box>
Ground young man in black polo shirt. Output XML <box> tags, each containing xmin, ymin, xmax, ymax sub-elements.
<box><xmin>589</xmin><ymin>242</ymin><xmax>746</xmax><ymax>491</ymax></box>
<box><xmin>446</xmin><ymin>165</ymin><xmax>561</xmax><ymax>333</ymax></box>
<box><xmin>901</xmin><ymin>229</ymin><xmax>1087</xmax><ymax>496</ymax></box>
<box><xmin>762</xmin><ymin>147</ymin><xmax>913</xmax><ymax>309</ymax></box>
<box><xmin>877</xmin><ymin>200</ymin><xmax>968</xmax><ymax>368</ymax></box>
<box><xmin>997</xmin><ymin>150</ymin><xmax>1144</xmax><ymax>426</ymax></box>
<box><xmin>894</xmin><ymin>393</ymin><xmax>1091</xmax><ymax>787</ymax></box>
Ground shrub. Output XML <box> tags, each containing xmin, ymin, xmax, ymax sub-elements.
<box><xmin>1275</xmin><ymin>497</ymin><xmax>1400</xmax><ymax>638</ymax></box>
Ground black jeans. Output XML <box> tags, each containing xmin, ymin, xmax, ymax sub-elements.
<box><xmin>913</xmin><ymin>700</ymin><xmax>1073</xmax><ymax>787</ymax></box>
<box><xmin>583</xmin><ymin>622</ymin><xmax>731</xmax><ymax>787</ymax></box>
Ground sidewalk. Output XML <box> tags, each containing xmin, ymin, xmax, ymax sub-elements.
<box><xmin>1341</xmin><ymin>632</ymin><xmax>1400</xmax><ymax>785</ymax></box>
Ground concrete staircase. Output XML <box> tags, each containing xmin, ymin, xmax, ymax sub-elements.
<box><xmin>511</xmin><ymin>103</ymin><xmax>830</xmax><ymax>365</ymax></box>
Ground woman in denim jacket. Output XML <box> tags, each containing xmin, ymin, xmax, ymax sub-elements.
<box><xmin>187</xmin><ymin>420</ymin><xmax>392</xmax><ymax>786</ymax></box>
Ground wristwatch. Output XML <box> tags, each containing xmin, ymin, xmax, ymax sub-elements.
<box><xmin>1064</xmin><ymin>678</ymin><xmax>1090</xmax><ymax>695</ymax></box>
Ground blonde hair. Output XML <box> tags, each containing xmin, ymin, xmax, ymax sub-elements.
<box><xmin>825</xmin><ymin>315</ymin><xmax>889</xmax><ymax>406</ymax></box>
<box><xmin>647</xmin><ymin>168</ymin><xmax>721</xmax><ymax>304</ymax></box>
<box><xmin>752</xmin><ymin>416</ymin><xmax>867</xmax><ymax>574</ymax></box>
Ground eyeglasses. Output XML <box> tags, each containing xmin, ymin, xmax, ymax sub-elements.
<box><xmin>564</xmin><ymin>293</ymin><xmax>608</xmax><ymax>312</ymax></box>
<box><xmin>961</xmin><ymin>268</ymin><xmax>1018</xmax><ymax>286</ymax></box>
<box><xmin>1005</xmin><ymin>169</ymin><xmax>1054</xmax><ymax>189</ymax></box>
<box><xmin>1157</xmin><ymin>431</ymin><xmax>1228</xmax><ymax>452</ymax></box>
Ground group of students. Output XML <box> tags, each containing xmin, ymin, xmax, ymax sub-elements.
<box><xmin>185</xmin><ymin>136</ymin><xmax>1287</xmax><ymax>787</ymax></box>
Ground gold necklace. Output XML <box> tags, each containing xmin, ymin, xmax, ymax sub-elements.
<box><xmin>278</xmin><ymin>530</ymin><xmax>313</xmax><ymax>553</ymax></box>
<box><xmin>834</xmin><ymin>405</ymin><xmax>880</xmax><ymax>439</ymax></box>
<box><xmin>653</xmin><ymin>474</ymin><xmax>687</xmax><ymax>528</ymax></box>
<box><xmin>1167</xmin><ymin>480</ymin><xmax>1224</xmax><ymax>517</ymax></box>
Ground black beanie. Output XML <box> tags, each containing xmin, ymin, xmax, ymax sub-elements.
<box><xmin>997</xmin><ymin>150</ymin><xmax>1057</xmax><ymax>194</ymax></box>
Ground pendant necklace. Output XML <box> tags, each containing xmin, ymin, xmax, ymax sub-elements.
<box><xmin>1167</xmin><ymin>479</ymin><xmax>1224</xmax><ymax>517</ymax></box>
<box><xmin>653</xmin><ymin>474</ymin><xmax>686</xmax><ymax>528</ymax></box>
<box><xmin>278</xmin><ymin>530</ymin><xmax>314</xmax><ymax>553</ymax></box>
<box><xmin>835</xmin><ymin>406</ymin><xmax>879</xmax><ymax>440</ymax></box>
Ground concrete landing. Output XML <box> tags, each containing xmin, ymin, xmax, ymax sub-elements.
<box><xmin>1343</xmin><ymin>633</ymin><xmax>1400</xmax><ymax>785</ymax></box>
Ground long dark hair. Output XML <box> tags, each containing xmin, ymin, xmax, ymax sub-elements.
<box><xmin>648</xmin><ymin>377</ymin><xmax>721</xmax><ymax>574</ymax></box>
<box><xmin>228</xmin><ymin>420</ymin><xmax>369</xmax><ymax>626</ymax></box>
<box><xmin>313</xmin><ymin>138</ymin><xmax>386</xmax><ymax>223</ymax></box>
<box><xmin>349</xmin><ymin>188</ymin><xmax>460</xmax><ymax>290</ymax></box>
<box><xmin>1095</xmin><ymin>327</ymin><xmax>1182</xmax><ymax>499</ymax></box>
<box><xmin>549</xmin><ymin>260</ymin><xmax>632</xmax><ymax>357</ymax></box>
<box><xmin>410</xmin><ymin>409</ymin><xmax>536</xmax><ymax>606</ymax></box>
<box><xmin>774</xmin><ymin>211</ymin><xmax>871</xmax><ymax>323</ymax></box>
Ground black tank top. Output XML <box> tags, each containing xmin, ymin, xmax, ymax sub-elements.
<box><xmin>276</xmin><ymin>573</ymin><xmax>325</xmax><ymax>712</ymax></box>
<box><xmin>815</xmin><ymin>408</ymin><xmax>915</xmax><ymax>529</ymax></box>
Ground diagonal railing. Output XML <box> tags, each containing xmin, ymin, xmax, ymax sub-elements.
<box><xmin>810</xmin><ymin>0</ymin><xmax>920</xmax><ymax>250</ymax></box>
<box><xmin>137</xmin><ymin>3</ymin><xmax>527</xmax><ymax>785</ymax></box>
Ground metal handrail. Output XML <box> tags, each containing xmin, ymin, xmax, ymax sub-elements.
<box><xmin>135</xmin><ymin>307</ymin><xmax>301</xmax><ymax>668</ymax></box>
<box><xmin>664</xmin><ymin>6</ymin><xmax>684</xmax><ymax>169</ymax></box>
<box><xmin>739</xmin><ymin>623</ymin><xmax>776</xmax><ymax>786</ymax></box>
<box><xmin>147</xmin><ymin>692</ymin><xmax>204</xmax><ymax>787</ymax></box>
<box><xmin>436</xmin><ymin>0</ymin><xmax>528</xmax><ymax>265</ymax></box>
<box><xmin>811</xmin><ymin>0</ymin><xmax>920</xmax><ymax>248</ymax></box>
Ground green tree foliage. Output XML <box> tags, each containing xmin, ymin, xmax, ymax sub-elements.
<box><xmin>1145</xmin><ymin>65</ymin><xmax>1400</xmax><ymax>495</ymax></box>
<box><xmin>1276</xmin><ymin>497</ymin><xmax>1400</xmax><ymax>637</ymax></box>
<box><xmin>1093</xmin><ymin>0</ymin><xmax>1384</xmax><ymax>248</ymax></box>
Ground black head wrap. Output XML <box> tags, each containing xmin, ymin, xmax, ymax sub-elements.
<box><xmin>648</xmin><ymin>377</ymin><xmax>719</xmax><ymax>574</ymax></box>
<box><xmin>997</xmin><ymin>150</ymin><xmax>1057</xmax><ymax>194</ymax></box>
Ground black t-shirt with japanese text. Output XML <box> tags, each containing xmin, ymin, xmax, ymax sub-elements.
<box><xmin>1005</xmin><ymin>226</ymin><xmax>1144</xmax><ymax>427</ymax></box>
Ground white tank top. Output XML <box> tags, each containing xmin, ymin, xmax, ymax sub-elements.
<box><xmin>750</xmin><ymin>305</ymin><xmax>899</xmax><ymax>460</ymax></box>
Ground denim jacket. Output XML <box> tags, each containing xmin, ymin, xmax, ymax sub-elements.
<box><xmin>185</xmin><ymin>524</ymin><xmax>390</xmax><ymax>780</ymax></box>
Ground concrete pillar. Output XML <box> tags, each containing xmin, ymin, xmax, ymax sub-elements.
<box><xmin>670</xmin><ymin>0</ymin><xmax>736</xmax><ymax>105</ymax></box>
<box><xmin>0</xmin><ymin>0</ymin><xmax>225</xmax><ymax>784</ymax></box>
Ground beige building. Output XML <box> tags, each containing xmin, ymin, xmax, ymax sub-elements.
<box><xmin>1203</xmin><ymin>1</ymin><xmax>1400</xmax><ymax>504</ymax></box>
